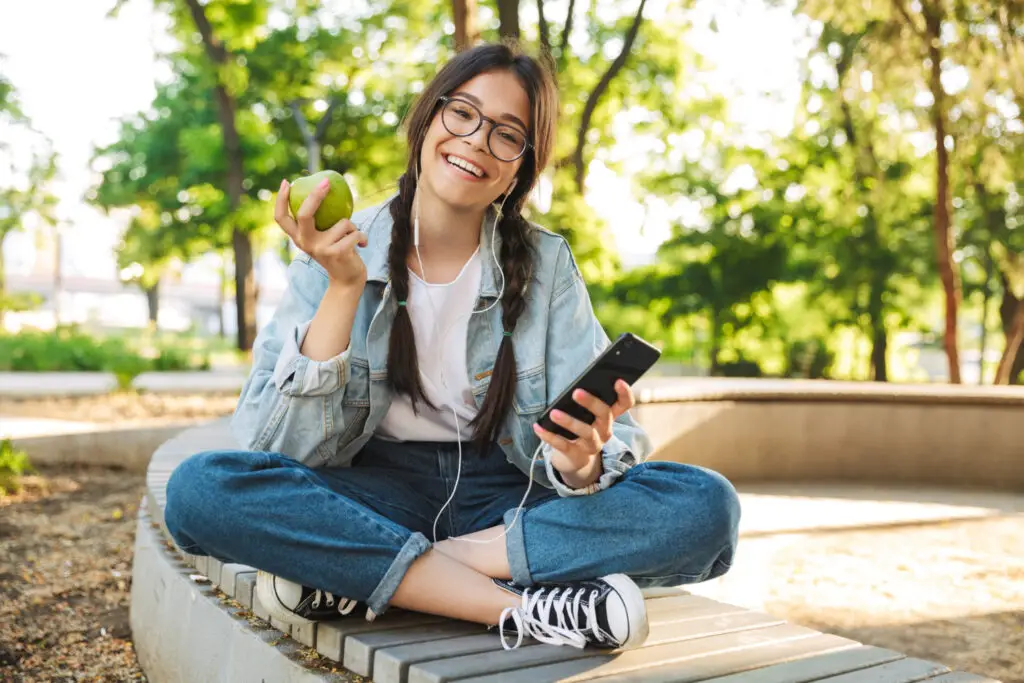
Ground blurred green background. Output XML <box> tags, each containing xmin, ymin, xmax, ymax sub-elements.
<box><xmin>0</xmin><ymin>0</ymin><xmax>1021</xmax><ymax>385</ymax></box>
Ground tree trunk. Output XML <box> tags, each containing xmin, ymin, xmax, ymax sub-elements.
<box><xmin>978</xmin><ymin>248</ymin><xmax>993</xmax><ymax>383</ymax></box>
<box><xmin>995</xmin><ymin>300</ymin><xmax>1024</xmax><ymax>385</ymax></box>
<box><xmin>565</xmin><ymin>0</ymin><xmax>647</xmax><ymax>192</ymax></box>
<box><xmin>496</xmin><ymin>0</ymin><xmax>520</xmax><ymax>39</ymax></box>
<box><xmin>997</xmin><ymin>273</ymin><xmax>1024</xmax><ymax>385</ymax></box>
<box><xmin>144</xmin><ymin>282</ymin><xmax>160</xmax><ymax>326</ymax></box>
<box><xmin>925</xmin><ymin>7</ymin><xmax>962</xmax><ymax>383</ymax></box>
<box><xmin>451</xmin><ymin>0</ymin><xmax>479</xmax><ymax>50</ymax></box>
<box><xmin>184</xmin><ymin>0</ymin><xmax>256</xmax><ymax>352</ymax></box>
<box><xmin>558</xmin><ymin>0</ymin><xmax>576</xmax><ymax>69</ymax></box>
<box><xmin>835</xmin><ymin>36</ymin><xmax>888</xmax><ymax>382</ymax></box>
<box><xmin>219</xmin><ymin>254</ymin><xmax>228</xmax><ymax>339</ymax></box>
<box><xmin>232</xmin><ymin>226</ymin><xmax>257</xmax><ymax>351</ymax></box>
<box><xmin>868</xmin><ymin>273</ymin><xmax>888</xmax><ymax>382</ymax></box>
<box><xmin>708</xmin><ymin>307</ymin><xmax>721</xmax><ymax>376</ymax></box>
<box><xmin>536</xmin><ymin>0</ymin><xmax>551</xmax><ymax>53</ymax></box>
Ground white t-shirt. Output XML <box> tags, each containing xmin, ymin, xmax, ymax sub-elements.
<box><xmin>376</xmin><ymin>248</ymin><xmax>483</xmax><ymax>442</ymax></box>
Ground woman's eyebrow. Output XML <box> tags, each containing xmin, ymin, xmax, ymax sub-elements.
<box><xmin>452</xmin><ymin>91</ymin><xmax>529</xmax><ymax>131</ymax></box>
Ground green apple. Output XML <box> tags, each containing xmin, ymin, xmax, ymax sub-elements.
<box><xmin>288</xmin><ymin>170</ymin><xmax>354</xmax><ymax>231</ymax></box>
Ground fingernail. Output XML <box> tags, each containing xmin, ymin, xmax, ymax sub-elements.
<box><xmin>552</xmin><ymin>410</ymin><xmax>564</xmax><ymax>419</ymax></box>
<box><xmin>319</xmin><ymin>179</ymin><xmax>330</xmax><ymax>189</ymax></box>
<box><xmin>280</xmin><ymin>179</ymin><xmax>288</xmax><ymax>189</ymax></box>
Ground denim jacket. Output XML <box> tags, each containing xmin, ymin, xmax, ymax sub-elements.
<box><xmin>230</xmin><ymin>197</ymin><xmax>652</xmax><ymax>496</ymax></box>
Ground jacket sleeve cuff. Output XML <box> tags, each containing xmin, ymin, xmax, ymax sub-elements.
<box><xmin>271</xmin><ymin>320</ymin><xmax>351</xmax><ymax>396</ymax></box>
<box><xmin>542</xmin><ymin>442</ymin><xmax>632</xmax><ymax>497</ymax></box>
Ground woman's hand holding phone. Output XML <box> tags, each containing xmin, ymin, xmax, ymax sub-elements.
<box><xmin>532</xmin><ymin>379</ymin><xmax>636</xmax><ymax>488</ymax></box>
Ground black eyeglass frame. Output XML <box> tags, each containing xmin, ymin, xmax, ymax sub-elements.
<box><xmin>437</xmin><ymin>95</ymin><xmax>534</xmax><ymax>163</ymax></box>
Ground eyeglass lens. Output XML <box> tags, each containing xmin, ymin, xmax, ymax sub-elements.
<box><xmin>442</xmin><ymin>99</ymin><xmax>528</xmax><ymax>161</ymax></box>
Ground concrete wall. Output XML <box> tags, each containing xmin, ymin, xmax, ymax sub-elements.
<box><xmin>633</xmin><ymin>379</ymin><xmax>1024</xmax><ymax>491</ymax></box>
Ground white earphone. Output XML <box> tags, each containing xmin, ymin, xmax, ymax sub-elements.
<box><xmin>407</xmin><ymin>167</ymin><xmax>542</xmax><ymax>545</ymax></box>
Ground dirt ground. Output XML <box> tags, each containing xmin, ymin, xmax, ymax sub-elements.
<box><xmin>0</xmin><ymin>468</ymin><xmax>147</xmax><ymax>682</ymax></box>
<box><xmin>1</xmin><ymin>395</ymin><xmax>1021</xmax><ymax>681</ymax></box>
<box><xmin>2</xmin><ymin>392</ymin><xmax>239</xmax><ymax>426</ymax></box>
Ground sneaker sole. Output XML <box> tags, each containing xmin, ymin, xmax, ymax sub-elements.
<box><xmin>602</xmin><ymin>573</ymin><xmax>650</xmax><ymax>650</ymax></box>
<box><xmin>255</xmin><ymin>570</ymin><xmax>314</xmax><ymax>626</ymax></box>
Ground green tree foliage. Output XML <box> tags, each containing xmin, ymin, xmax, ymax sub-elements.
<box><xmin>0</xmin><ymin>69</ymin><xmax>58</xmax><ymax>325</ymax></box>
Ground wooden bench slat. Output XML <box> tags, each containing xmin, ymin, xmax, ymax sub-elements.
<box><xmin>344</xmin><ymin>621</ymin><xmax>486</xmax><ymax>677</ymax></box>
<box><xmin>455</xmin><ymin>633</ymin><xmax>860</xmax><ymax>683</ymax></box>
<box><xmin>691</xmin><ymin>644</ymin><xmax>905</xmax><ymax>683</ymax></box>
<box><xmin>374</xmin><ymin>633</ymin><xmax>541</xmax><ymax>683</ymax></box>
<box><xmin>314</xmin><ymin>612</ymin><xmax>451</xmax><ymax>662</ymax></box>
<box><xmin>361</xmin><ymin>597</ymin><xmax>760</xmax><ymax>683</ymax></box>
<box><xmin>646</xmin><ymin>610</ymin><xmax>783</xmax><ymax>645</ymax></box>
<box><xmin>924</xmin><ymin>673</ymin><xmax>1002</xmax><ymax>682</ymax></box>
<box><xmin>813</xmin><ymin>657</ymin><xmax>951</xmax><ymax>682</ymax></box>
<box><xmin>645</xmin><ymin>595</ymin><xmax>749</xmax><ymax>621</ymax></box>
<box><xmin>498</xmin><ymin>624</ymin><xmax>831</xmax><ymax>683</ymax></box>
<box><xmin>407</xmin><ymin>622</ymin><xmax>818</xmax><ymax>683</ymax></box>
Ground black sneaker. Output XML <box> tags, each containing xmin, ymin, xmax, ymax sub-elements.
<box><xmin>256</xmin><ymin>570</ymin><xmax>361</xmax><ymax>625</ymax></box>
<box><xmin>494</xmin><ymin>573</ymin><xmax>649</xmax><ymax>651</ymax></box>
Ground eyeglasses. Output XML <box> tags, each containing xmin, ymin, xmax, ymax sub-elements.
<box><xmin>438</xmin><ymin>95</ymin><xmax>532</xmax><ymax>162</ymax></box>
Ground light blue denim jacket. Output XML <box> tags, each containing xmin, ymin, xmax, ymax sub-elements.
<box><xmin>230</xmin><ymin>197</ymin><xmax>652</xmax><ymax>496</ymax></box>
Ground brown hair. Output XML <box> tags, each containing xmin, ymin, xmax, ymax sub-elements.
<box><xmin>386</xmin><ymin>41</ymin><xmax>559</xmax><ymax>454</ymax></box>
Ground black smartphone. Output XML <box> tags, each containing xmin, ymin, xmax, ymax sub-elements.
<box><xmin>536</xmin><ymin>332</ymin><xmax>662</xmax><ymax>440</ymax></box>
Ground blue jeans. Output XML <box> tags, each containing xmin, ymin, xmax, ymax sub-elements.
<box><xmin>164</xmin><ymin>438</ymin><xmax>740</xmax><ymax>617</ymax></box>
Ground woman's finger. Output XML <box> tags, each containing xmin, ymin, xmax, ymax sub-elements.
<box><xmin>322</xmin><ymin>218</ymin><xmax>357</xmax><ymax>244</ymax></box>
<box><xmin>572</xmin><ymin>389</ymin><xmax>612</xmax><ymax>421</ymax></box>
<box><xmin>321</xmin><ymin>229</ymin><xmax>368</xmax><ymax>258</ymax></box>
<box><xmin>274</xmin><ymin>180</ymin><xmax>298</xmax><ymax>239</ymax></box>
<box><xmin>610</xmin><ymin>379</ymin><xmax>636</xmax><ymax>418</ymax></box>
<box><xmin>548</xmin><ymin>409</ymin><xmax>598</xmax><ymax>443</ymax></box>
<box><xmin>295</xmin><ymin>178</ymin><xmax>330</xmax><ymax>241</ymax></box>
<box><xmin>533</xmin><ymin>423</ymin><xmax>575</xmax><ymax>454</ymax></box>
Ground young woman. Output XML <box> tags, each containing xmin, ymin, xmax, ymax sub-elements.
<box><xmin>165</xmin><ymin>41</ymin><xmax>740</xmax><ymax>652</ymax></box>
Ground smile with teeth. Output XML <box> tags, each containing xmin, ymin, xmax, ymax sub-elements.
<box><xmin>445</xmin><ymin>154</ymin><xmax>486</xmax><ymax>178</ymax></box>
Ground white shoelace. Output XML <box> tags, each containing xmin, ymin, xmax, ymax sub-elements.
<box><xmin>498</xmin><ymin>586</ymin><xmax>603</xmax><ymax>650</ymax></box>
<box><xmin>310</xmin><ymin>589</ymin><xmax>357</xmax><ymax>616</ymax></box>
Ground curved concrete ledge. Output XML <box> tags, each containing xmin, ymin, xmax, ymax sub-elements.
<box><xmin>634</xmin><ymin>378</ymin><xmax>1024</xmax><ymax>491</ymax></box>
<box><xmin>11</xmin><ymin>421</ymin><xmax>200</xmax><ymax>472</ymax></box>
<box><xmin>130</xmin><ymin>382</ymin><xmax>1016</xmax><ymax>682</ymax></box>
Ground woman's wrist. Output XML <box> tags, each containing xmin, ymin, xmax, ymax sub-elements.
<box><xmin>556</xmin><ymin>450</ymin><xmax>603</xmax><ymax>489</ymax></box>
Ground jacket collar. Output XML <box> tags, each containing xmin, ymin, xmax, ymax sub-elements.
<box><xmin>363</xmin><ymin>198</ymin><xmax>504</xmax><ymax>300</ymax></box>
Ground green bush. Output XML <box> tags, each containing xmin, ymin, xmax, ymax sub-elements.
<box><xmin>716</xmin><ymin>358</ymin><xmax>764</xmax><ymax>377</ymax></box>
<box><xmin>0</xmin><ymin>327</ymin><xmax>213</xmax><ymax>375</ymax></box>
<box><xmin>0</xmin><ymin>439</ymin><xmax>33</xmax><ymax>495</ymax></box>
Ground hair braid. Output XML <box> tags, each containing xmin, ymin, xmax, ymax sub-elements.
<box><xmin>385</xmin><ymin>172</ymin><xmax>433</xmax><ymax>411</ymax></box>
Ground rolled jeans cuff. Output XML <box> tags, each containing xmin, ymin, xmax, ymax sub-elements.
<box><xmin>503</xmin><ymin>507</ymin><xmax>534</xmax><ymax>588</ymax></box>
<box><xmin>365</xmin><ymin>531</ymin><xmax>432</xmax><ymax>618</ymax></box>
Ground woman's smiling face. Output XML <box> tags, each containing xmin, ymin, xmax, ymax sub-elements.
<box><xmin>418</xmin><ymin>69</ymin><xmax>532</xmax><ymax>213</ymax></box>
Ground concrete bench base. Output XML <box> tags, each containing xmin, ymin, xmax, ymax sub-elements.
<box><xmin>131</xmin><ymin>420</ymin><xmax>1002</xmax><ymax>682</ymax></box>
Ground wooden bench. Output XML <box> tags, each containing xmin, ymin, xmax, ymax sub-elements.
<box><xmin>130</xmin><ymin>419</ymin><xmax>1002</xmax><ymax>682</ymax></box>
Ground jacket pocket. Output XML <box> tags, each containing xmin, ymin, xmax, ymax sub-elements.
<box><xmin>513</xmin><ymin>364</ymin><xmax>547</xmax><ymax>416</ymax></box>
<box><xmin>337</xmin><ymin>356</ymin><xmax>372</xmax><ymax>450</ymax></box>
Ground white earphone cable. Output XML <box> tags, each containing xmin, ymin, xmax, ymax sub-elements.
<box><xmin>410</xmin><ymin>168</ymin><xmax>535</xmax><ymax>545</ymax></box>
